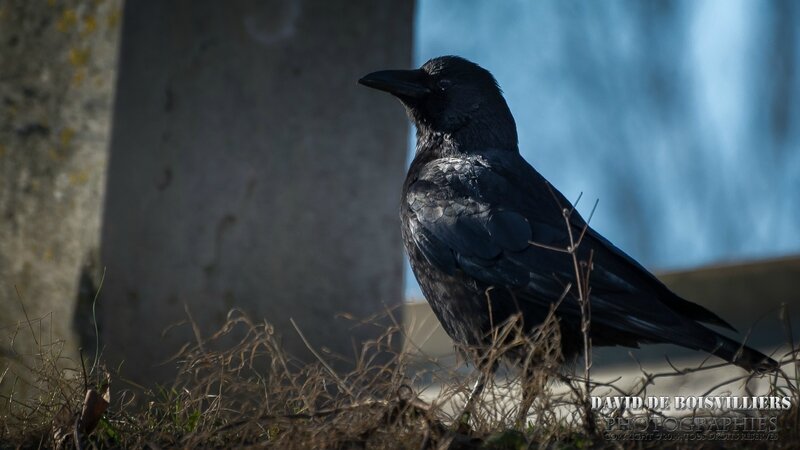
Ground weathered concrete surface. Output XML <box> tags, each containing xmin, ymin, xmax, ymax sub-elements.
<box><xmin>0</xmin><ymin>1</ymin><xmax>122</xmax><ymax>400</ymax></box>
<box><xmin>101</xmin><ymin>0</ymin><xmax>413</xmax><ymax>385</ymax></box>
<box><xmin>658</xmin><ymin>256</ymin><xmax>800</xmax><ymax>350</ymax></box>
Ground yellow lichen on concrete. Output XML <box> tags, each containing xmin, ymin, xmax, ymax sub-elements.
<box><xmin>69</xmin><ymin>170</ymin><xmax>90</xmax><ymax>185</ymax></box>
<box><xmin>106</xmin><ymin>8</ymin><xmax>120</xmax><ymax>28</ymax></box>
<box><xmin>57</xmin><ymin>9</ymin><xmax>77</xmax><ymax>32</ymax></box>
<box><xmin>68</xmin><ymin>48</ymin><xmax>90</xmax><ymax>67</ymax></box>
<box><xmin>82</xmin><ymin>15</ymin><xmax>97</xmax><ymax>36</ymax></box>
<box><xmin>59</xmin><ymin>128</ymin><xmax>75</xmax><ymax>146</ymax></box>
<box><xmin>72</xmin><ymin>69</ymin><xmax>86</xmax><ymax>86</ymax></box>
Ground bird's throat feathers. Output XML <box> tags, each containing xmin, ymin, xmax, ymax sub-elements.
<box><xmin>413</xmin><ymin>110</ymin><xmax>519</xmax><ymax>157</ymax></box>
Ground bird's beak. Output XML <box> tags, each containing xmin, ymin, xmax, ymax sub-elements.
<box><xmin>358</xmin><ymin>69</ymin><xmax>431</xmax><ymax>99</ymax></box>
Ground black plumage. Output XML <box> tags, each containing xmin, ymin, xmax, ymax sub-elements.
<box><xmin>359</xmin><ymin>55</ymin><xmax>777</xmax><ymax>373</ymax></box>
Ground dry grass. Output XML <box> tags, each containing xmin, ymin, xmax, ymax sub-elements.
<box><xmin>2</xmin><ymin>195</ymin><xmax>799</xmax><ymax>448</ymax></box>
<box><xmin>1</xmin><ymin>300</ymin><xmax>799</xmax><ymax>449</ymax></box>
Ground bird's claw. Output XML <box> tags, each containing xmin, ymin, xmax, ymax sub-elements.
<box><xmin>456</xmin><ymin>409</ymin><xmax>473</xmax><ymax>434</ymax></box>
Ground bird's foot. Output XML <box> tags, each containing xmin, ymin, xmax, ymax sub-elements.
<box><xmin>455</xmin><ymin>409</ymin><xmax>473</xmax><ymax>434</ymax></box>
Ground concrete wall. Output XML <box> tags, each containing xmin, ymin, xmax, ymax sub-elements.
<box><xmin>101</xmin><ymin>0</ymin><xmax>413</xmax><ymax>384</ymax></box>
<box><xmin>658</xmin><ymin>256</ymin><xmax>800</xmax><ymax>351</ymax></box>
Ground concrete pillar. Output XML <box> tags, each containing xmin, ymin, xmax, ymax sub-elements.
<box><xmin>101</xmin><ymin>0</ymin><xmax>412</xmax><ymax>384</ymax></box>
<box><xmin>0</xmin><ymin>0</ymin><xmax>121</xmax><ymax>400</ymax></box>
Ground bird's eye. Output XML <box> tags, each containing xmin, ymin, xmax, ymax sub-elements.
<box><xmin>436</xmin><ymin>79</ymin><xmax>453</xmax><ymax>91</ymax></box>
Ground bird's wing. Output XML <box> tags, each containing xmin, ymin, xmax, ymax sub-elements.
<box><xmin>406</xmin><ymin>152</ymin><xmax>733</xmax><ymax>344</ymax></box>
<box><xmin>519</xmin><ymin>162</ymin><xmax>736</xmax><ymax>332</ymax></box>
<box><xmin>407</xmin><ymin>153</ymin><xmax>642</xmax><ymax>296</ymax></box>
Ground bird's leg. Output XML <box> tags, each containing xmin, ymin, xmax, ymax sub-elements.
<box><xmin>457</xmin><ymin>369</ymin><xmax>488</xmax><ymax>432</ymax></box>
<box><xmin>465</xmin><ymin>370</ymin><xmax>488</xmax><ymax>412</ymax></box>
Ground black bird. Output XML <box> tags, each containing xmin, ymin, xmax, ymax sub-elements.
<box><xmin>359</xmin><ymin>56</ymin><xmax>778</xmax><ymax>377</ymax></box>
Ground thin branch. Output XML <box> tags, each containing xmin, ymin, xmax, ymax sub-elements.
<box><xmin>290</xmin><ymin>318</ymin><xmax>355</xmax><ymax>399</ymax></box>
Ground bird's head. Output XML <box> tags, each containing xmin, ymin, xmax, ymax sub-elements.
<box><xmin>359</xmin><ymin>56</ymin><xmax>518</xmax><ymax>151</ymax></box>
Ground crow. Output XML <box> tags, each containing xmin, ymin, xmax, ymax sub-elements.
<box><xmin>358</xmin><ymin>56</ymin><xmax>778</xmax><ymax>381</ymax></box>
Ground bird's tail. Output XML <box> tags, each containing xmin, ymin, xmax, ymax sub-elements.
<box><xmin>710</xmin><ymin>334</ymin><xmax>779</xmax><ymax>373</ymax></box>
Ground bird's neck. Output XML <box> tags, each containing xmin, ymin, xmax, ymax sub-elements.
<box><xmin>414</xmin><ymin>124</ymin><xmax>518</xmax><ymax>157</ymax></box>
<box><xmin>414</xmin><ymin>129</ymin><xmax>456</xmax><ymax>157</ymax></box>
<box><xmin>413</xmin><ymin>108</ymin><xmax>519</xmax><ymax>157</ymax></box>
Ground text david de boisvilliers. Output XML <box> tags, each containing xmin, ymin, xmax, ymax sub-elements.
<box><xmin>592</xmin><ymin>395</ymin><xmax>793</xmax><ymax>411</ymax></box>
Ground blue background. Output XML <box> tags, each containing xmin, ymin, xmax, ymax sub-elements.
<box><xmin>405</xmin><ymin>0</ymin><xmax>800</xmax><ymax>299</ymax></box>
